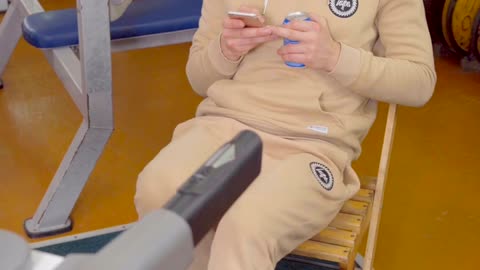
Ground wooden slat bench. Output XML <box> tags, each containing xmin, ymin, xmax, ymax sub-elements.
<box><xmin>285</xmin><ymin>104</ymin><xmax>398</xmax><ymax>270</ymax></box>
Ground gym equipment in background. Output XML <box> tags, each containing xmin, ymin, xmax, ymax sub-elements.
<box><xmin>424</xmin><ymin>0</ymin><xmax>480</xmax><ymax>70</ymax></box>
<box><xmin>441</xmin><ymin>0</ymin><xmax>480</xmax><ymax>56</ymax></box>
<box><xmin>0</xmin><ymin>0</ymin><xmax>202</xmax><ymax>237</ymax></box>
<box><xmin>0</xmin><ymin>130</ymin><xmax>263</xmax><ymax>270</ymax></box>
<box><xmin>472</xmin><ymin>10</ymin><xmax>480</xmax><ymax>61</ymax></box>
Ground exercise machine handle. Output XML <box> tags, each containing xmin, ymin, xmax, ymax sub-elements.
<box><xmin>165</xmin><ymin>130</ymin><xmax>263</xmax><ymax>245</ymax></box>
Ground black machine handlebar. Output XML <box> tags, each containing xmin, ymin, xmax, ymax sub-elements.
<box><xmin>165</xmin><ymin>130</ymin><xmax>263</xmax><ymax>245</ymax></box>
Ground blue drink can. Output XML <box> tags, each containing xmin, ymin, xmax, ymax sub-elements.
<box><xmin>283</xmin><ymin>12</ymin><xmax>311</xmax><ymax>68</ymax></box>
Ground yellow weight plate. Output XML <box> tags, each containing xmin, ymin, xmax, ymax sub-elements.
<box><xmin>477</xmin><ymin>28</ymin><xmax>480</xmax><ymax>60</ymax></box>
<box><xmin>442</xmin><ymin>0</ymin><xmax>456</xmax><ymax>49</ymax></box>
<box><xmin>451</xmin><ymin>0</ymin><xmax>480</xmax><ymax>54</ymax></box>
<box><xmin>472</xmin><ymin>11</ymin><xmax>480</xmax><ymax>61</ymax></box>
<box><xmin>424</xmin><ymin>0</ymin><xmax>447</xmax><ymax>43</ymax></box>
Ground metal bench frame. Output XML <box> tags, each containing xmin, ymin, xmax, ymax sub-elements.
<box><xmin>0</xmin><ymin>0</ymin><xmax>196</xmax><ymax>238</ymax></box>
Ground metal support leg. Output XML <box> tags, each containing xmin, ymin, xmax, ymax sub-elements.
<box><xmin>43</xmin><ymin>48</ymin><xmax>87</xmax><ymax>118</ymax></box>
<box><xmin>0</xmin><ymin>0</ymin><xmax>24</xmax><ymax>88</ymax></box>
<box><xmin>355</xmin><ymin>253</ymin><xmax>364</xmax><ymax>270</ymax></box>
<box><xmin>0</xmin><ymin>0</ymin><xmax>9</xmax><ymax>12</ymax></box>
<box><xmin>24</xmin><ymin>122</ymin><xmax>111</xmax><ymax>237</ymax></box>
<box><xmin>24</xmin><ymin>0</ymin><xmax>113</xmax><ymax>238</ymax></box>
<box><xmin>0</xmin><ymin>0</ymin><xmax>43</xmax><ymax>88</ymax></box>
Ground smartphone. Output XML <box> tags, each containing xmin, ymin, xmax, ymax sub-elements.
<box><xmin>227</xmin><ymin>11</ymin><xmax>264</xmax><ymax>27</ymax></box>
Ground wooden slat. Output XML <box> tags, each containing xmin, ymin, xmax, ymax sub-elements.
<box><xmin>352</xmin><ymin>188</ymin><xmax>374</xmax><ymax>203</ymax></box>
<box><xmin>291</xmin><ymin>180</ymin><xmax>377</xmax><ymax>269</ymax></box>
<box><xmin>312</xmin><ymin>227</ymin><xmax>357</xmax><ymax>248</ymax></box>
<box><xmin>329</xmin><ymin>213</ymin><xmax>363</xmax><ymax>232</ymax></box>
<box><xmin>341</xmin><ymin>200</ymin><xmax>369</xmax><ymax>216</ymax></box>
<box><xmin>360</xmin><ymin>176</ymin><xmax>377</xmax><ymax>190</ymax></box>
<box><xmin>292</xmin><ymin>240</ymin><xmax>350</xmax><ymax>267</ymax></box>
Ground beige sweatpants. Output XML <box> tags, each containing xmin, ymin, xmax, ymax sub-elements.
<box><xmin>134</xmin><ymin>116</ymin><xmax>360</xmax><ymax>270</ymax></box>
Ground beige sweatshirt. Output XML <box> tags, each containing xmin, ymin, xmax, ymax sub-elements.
<box><xmin>185</xmin><ymin>0</ymin><xmax>437</xmax><ymax>161</ymax></box>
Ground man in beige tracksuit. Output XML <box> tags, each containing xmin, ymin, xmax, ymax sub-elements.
<box><xmin>133</xmin><ymin>0</ymin><xmax>437</xmax><ymax>269</ymax></box>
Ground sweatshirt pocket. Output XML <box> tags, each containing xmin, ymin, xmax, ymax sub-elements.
<box><xmin>316</xmin><ymin>92</ymin><xmax>346</xmax><ymax>129</ymax></box>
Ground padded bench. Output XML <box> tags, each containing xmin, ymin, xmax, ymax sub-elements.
<box><xmin>22</xmin><ymin>0</ymin><xmax>202</xmax><ymax>49</ymax></box>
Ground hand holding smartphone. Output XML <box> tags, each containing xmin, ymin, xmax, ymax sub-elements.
<box><xmin>227</xmin><ymin>11</ymin><xmax>265</xmax><ymax>27</ymax></box>
<box><xmin>221</xmin><ymin>9</ymin><xmax>276</xmax><ymax>61</ymax></box>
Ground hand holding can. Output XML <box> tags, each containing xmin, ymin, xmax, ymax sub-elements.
<box><xmin>282</xmin><ymin>12</ymin><xmax>312</xmax><ymax>68</ymax></box>
<box><xmin>272</xmin><ymin>12</ymin><xmax>341</xmax><ymax>71</ymax></box>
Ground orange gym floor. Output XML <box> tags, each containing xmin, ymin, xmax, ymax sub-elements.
<box><xmin>1</xmin><ymin>1</ymin><xmax>480</xmax><ymax>269</ymax></box>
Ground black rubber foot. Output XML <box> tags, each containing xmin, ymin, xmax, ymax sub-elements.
<box><xmin>24</xmin><ymin>218</ymin><xmax>73</xmax><ymax>239</ymax></box>
<box><xmin>461</xmin><ymin>56</ymin><xmax>480</xmax><ymax>72</ymax></box>
<box><xmin>433</xmin><ymin>43</ymin><xmax>456</xmax><ymax>58</ymax></box>
<box><xmin>281</xmin><ymin>255</ymin><xmax>341</xmax><ymax>270</ymax></box>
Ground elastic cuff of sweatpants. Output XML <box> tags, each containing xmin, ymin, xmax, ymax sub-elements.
<box><xmin>328</xmin><ymin>42</ymin><xmax>361</xmax><ymax>87</ymax></box>
<box><xmin>207</xmin><ymin>34</ymin><xmax>243</xmax><ymax>76</ymax></box>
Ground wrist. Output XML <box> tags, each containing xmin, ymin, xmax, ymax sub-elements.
<box><xmin>326</xmin><ymin>40</ymin><xmax>341</xmax><ymax>72</ymax></box>
<box><xmin>223</xmin><ymin>51</ymin><xmax>242</xmax><ymax>62</ymax></box>
<box><xmin>220</xmin><ymin>34</ymin><xmax>242</xmax><ymax>61</ymax></box>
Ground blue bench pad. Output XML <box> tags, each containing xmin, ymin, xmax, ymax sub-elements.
<box><xmin>22</xmin><ymin>0</ymin><xmax>202</xmax><ymax>48</ymax></box>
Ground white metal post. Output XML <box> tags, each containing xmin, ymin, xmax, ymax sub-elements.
<box><xmin>24</xmin><ymin>0</ymin><xmax>113</xmax><ymax>238</ymax></box>
<box><xmin>0</xmin><ymin>0</ymin><xmax>44</xmax><ymax>89</ymax></box>
<box><xmin>0</xmin><ymin>0</ymin><xmax>8</xmax><ymax>12</ymax></box>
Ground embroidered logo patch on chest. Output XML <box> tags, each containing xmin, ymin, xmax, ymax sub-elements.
<box><xmin>310</xmin><ymin>162</ymin><xmax>334</xmax><ymax>191</ymax></box>
<box><xmin>329</xmin><ymin>0</ymin><xmax>358</xmax><ymax>18</ymax></box>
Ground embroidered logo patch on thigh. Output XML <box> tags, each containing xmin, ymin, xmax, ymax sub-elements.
<box><xmin>329</xmin><ymin>0</ymin><xmax>358</xmax><ymax>18</ymax></box>
<box><xmin>310</xmin><ymin>162</ymin><xmax>334</xmax><ymax>191</ymax></box>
